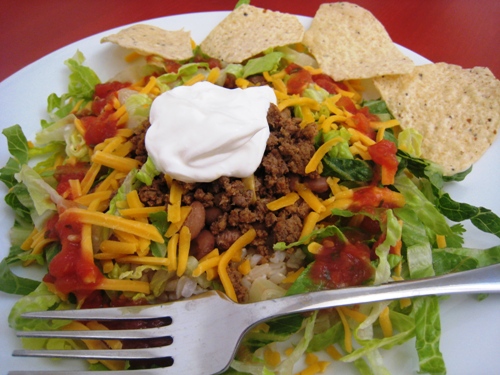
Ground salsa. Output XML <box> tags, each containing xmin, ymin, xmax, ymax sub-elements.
<box><xmin>44</xmin><ymin>211</ymin><xmax>104</xmax><ymax>299</ymax></box>
<box><xmin>311</xmin><ymin>236</ymin><xmax>374</xmax><ymax>289</ymax></box>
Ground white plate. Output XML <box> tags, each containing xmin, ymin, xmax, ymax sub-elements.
<box><xmin>0</xmin><ymin>11</ymin><xmax>499</xmax><ymax>375</ymax></box>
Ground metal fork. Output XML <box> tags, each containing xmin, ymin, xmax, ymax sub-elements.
<box><xmin>10</xmin><ymin>263</ymin><xmax>500</xmax><ymax>375</ymax></box>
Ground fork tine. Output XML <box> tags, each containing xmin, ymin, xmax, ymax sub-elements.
<box><xmin>17</xmin><ymin>325</ymin><xmax>171</xmax><ymax>340</ymax></box>
<box><xmin>13</xmin><ymin>345</ymin><xmax>171</xmax><ymax>361</ymax></box>
<box><xmin>9</xmin><ymin>368</ymin><xmax>168</xmax><ymax>375</ymax></box>
<box><xmin>20</xmin><ymin>303</ymin><xmax>170</xmax><ymax>321</ymax></box>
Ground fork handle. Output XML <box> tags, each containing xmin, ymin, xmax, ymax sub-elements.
<box><xmin>247</xmin><ymin>263</ymin><xmax>500</xmax><ymax>323</ymax></box>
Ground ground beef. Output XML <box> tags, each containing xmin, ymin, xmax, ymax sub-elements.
<box><xmin>129</xmin><ymin>121</ymin><xmax>150</xmax><ymax>164</ymax></box>
<box><xmin>227</xmin><ymin>264</ymin><xmax>248</xmax><ymax>303</ymax></box>
<box><xmin>134</xmin><ymin>104</ymin><xmax>317</xmax><ymax>251</ymax></box>
<box><xmin>138</xmin><ymin>176</ymin><xmax>169</xmax><ymax>207</ymax></box>
<box><xmin>132</xmin><ymin>103</ymin><xmax>318</xmax><ymax>301</ymax></box>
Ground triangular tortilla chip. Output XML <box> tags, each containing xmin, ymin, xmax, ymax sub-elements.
<box><xmin>101</xmin><ymin>24</ymin><xmax>193</xmax><ymax>61</ymax></box>
<box><xmin>374</xmin><ymin>63</ymin><xmax>500</xmax><ymax>175</ymax></box>
<box><xmin>200</xmin><ymin>4</ymin><xmax>304</xmax><ymax>63</ymax></box>
<box><xmin>303</xmin><ymin>2</ymin><xmax>414</xmax><ymax>81</ymax></box>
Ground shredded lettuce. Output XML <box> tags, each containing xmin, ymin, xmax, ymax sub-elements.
<box><xmin>136</xmin><ymin>157</ymin><xmax>161</xmax><ymax>186</ymax></box>
<box><xmin>324</xmin><ymin>127</ymin><xmax>353</xmax><ymax>159</ymax></box>
<box><xmin>242</xmin><ymin>52</ymin><xmax>283</xmax><ymax>78</ymax></box>
<box><xmin>156</xmin><ymin>62</ymin><xmax>209</xmax><ymax>91</ymax></box>
<box><xmin>15</xmin><ymin>164</ymin><xmax>58</xmax><ymax>225</ymax></box>
<box><xmin>276</xmin><ymin>45</ymin><xmax>319</xmax><ymax>68</ymax></box>
<box><xmin>0</xmin><ymin>258</ymin><xmax>40</xmax><ymax>295</ymax></box>
<box><xmin>373</xmin><ymin>210</ymin><xmax>401</xmax><ymax>285</ymax></box>
<box><xmin>47</xmin><ymin>50</ymin><xmax>100</xmax><ymax>120</ymax></box>
<box><xmin>8</xmin><ymin>283</ymin><xmax>72</xmax><ymax>330</ymax></box>
<box><xmin>398</xmin><ymin>128</ymin><xmax>423</xmax><ymax>157</ymax></box>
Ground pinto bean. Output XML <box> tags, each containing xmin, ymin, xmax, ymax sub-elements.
<box><xmin>205</xmin><ymin>207</ymin><xmax>223</xmax><ymax>225</ymax></box>
<box><xmin>183</xmin><ymin>201</ymin><xmax>205</xmax><ymax>239</ymax></box>
<box><xmin>216</xmin><ymin>229</ymin><xmax>241</xmax><ymax>251</ymax></box>
<box><xmin>191</xmin><ymin>230</ymin><xmax>215</xmax><ymax>260</ymax></box>
<box><xmin>304</xmin><ymin>176</ymin><xmax>329</xmax><ymax>193</ymax></box>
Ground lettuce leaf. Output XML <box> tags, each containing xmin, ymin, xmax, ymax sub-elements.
<box><xmin>8</xmin><ymin>283</ymin><xmax>72</xmax><ymax>330</ymax></box>
<box><xmin>322</xmin><ymin>156</ymin><xmax>373</xmax><ymax>182</ymax></box>
<box><xmin>48</xmin><ymin>51</ymin><xmax>100</xmax><ymax>119</ymax></box>
<box><xmin>15</xmin><ymin>164</ymin><xmax>57</xmax><ymax>218</ymax></box>
<box><xmin>436</xmin><ymin>193</ymin><xmax>500</xmax><ymax>238</ymax></box>
<box><xmin>2</xmin><ymin>124</ymin><xmax>29</xmax><ymax>165</ymax></box>
<box><xmin>373</xmin><ymin>210</ymin><xmax>401</xmax><ymax>285</ymax></box>
<box><xmin>0</xmin><ymin>258</ymin><xmax>40</xmax><ymax>295</ymax></box>
<box><xmin>393</xmin><ymin>174</ymin><xmax>453</xmax><ymax>237</ymax></box>
<box><xmin>242</xmin><ymin>52</ymin><xmax>283</xmax><ymax>78</ymax></box>
<box><xmin>136</xmin><ymin>157</ymin><xmax>161</xmax><ymax>186</ymax></box>
<box><xmin>432</xmin><ymin>245</ymin><xmax>500</xmax><ymax>275</ymax></box>
<box><xmin>412</xmin><ymin>297</ymin><xmax>446</xmax><ymax>375</ymax></box>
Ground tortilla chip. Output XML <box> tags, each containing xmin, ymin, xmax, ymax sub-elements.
<box><xmin>199</xmin><ymin>4</ymin><xmax>304</xmax><ymax>63</ymax></box>
<box><xmin>101</xmin><ymin>24</ymin><xmax>193</xmax><ymax>61</ymax></box>
<box><xmin>302</xmin><ymin>2</ymin><xmax>414</xmax><ymax>81</ymax></box>
<box><xmin>374</xmin><ymin>63</ymin><xmax>500</xmax><ymax>175</ymax></box>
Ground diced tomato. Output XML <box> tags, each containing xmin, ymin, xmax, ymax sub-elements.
<box><xmin>368</xmin><ymin>140</ymin><xmax>399</xmax><ymax>184</ymax></box>
<box><xmin>81</xmin><ymin>112</ymin><xmax>118</xmax><ymax>146</ymax></box>
<box><xmin>311</xmin><ymin>74</ymin><xmax>349</xmax><ymax>94</ymax></box>
<box><xmin>94</xmin><ymin>81</ymin><xmax>130</xmax><ymax>99</ymax></box>
<box><xmin>311</xmin><ymin>237</ymin><xmax>374</xmax><ymax>289</ymax></box>
<box><xmin>163</xmin><ymin>59</ymin><xmax>182</xmax><ymax>73</ymax></box>
<box><xmin>192</xmin><ymin>54</ymin><xmax>222</xmax><ymax>69</ymax></box>
<box><xmin>336</xmin><ymin>95</ymin><xmax>358</xmax><ymax>114</ymax></box>
<box><xmin>54</xmin><ymin>162</ymin><xmax>89</xmax><ymax>199</ymax></box>
<box><xmin>351</xmin><ymin>186</ymin><xmax>404</xmax><ymax>210</ymax></box>
<box><xmin>284</xmin><ymin>63</ymin><xmax>303</xmax><ymax>74</ymax></box>
<box><xmin>46</xmin><ymin>211</ymin><xmax>104</xmax><ymax>300</ymax></box>
<box><xmin>358</xmin><ymin>106</ymin><xmax>380</xmax><ymax>122</ymax></box>
<box><xmin>91</xmin><ymin>97</ymin><xmax>108</xmax><ymax>115</ymax></box>
<box><xmin>285</xmin><ymin>63</ymin><xmax>312</xmax><ymax>95</ymax></box>
<box><xmin>352</xmin><ymin>111</ymin><xmax>376</xmax><ymax>139</ymax></box>
<box><xmin>335</xmin><ymin>97</ymin><xmax>380</xmax><ymax>133</ymax></box>
<box><xmin>91</xmin><ymin>81</ymin><xmax>130</xmax><ymax>116</ymax></box>
<box><xmin>44</xmin><ymin>214</ymin><xmax>60</xmax><ymax>240</ymax></box>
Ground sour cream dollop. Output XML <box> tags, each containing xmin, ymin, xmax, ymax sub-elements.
<box><xmin>145</xmin><ymin>81</ymin><xmax>276</xmax><ymax>183</ymax></box>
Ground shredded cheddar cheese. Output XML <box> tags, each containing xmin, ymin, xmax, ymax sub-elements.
<box><xmin>336</xmin><ymin>307</ymin><xmax>353</xmax><ymax>353</ymax></box>
<box><xmin>379</xmin><ymin>306</ymin><xmax>393</xmax><ymax>338</ymax></box>
<box><xmin>61</xmin><ymin>208</ymin><xmax>163</xmax><ymax>243</ymax></box>
<box><xmin>305</xmin><ymin>136</ymin><xmax>344</xmax><ymax>174</ymax></box>
<box><xmin>300</xmin><ymin>212</ymin><xmax>320</xmax><ymax>240</ymax></box>
<box><xmin>192</xmin><ymin>255</ymin><xmax>221</xmax><ymax>277</ymax></box>
<box><xmin>278</xmin><ymin>96</ymin><xmax>321</xmax><ymax>112</ymax></box>
<box><xmin>218</xmin><ymin>228</ymin><xmax>256</xmax><ymax>302</ymax></box>
<box><xmin>266</xmin><ymin>192</ymin><xmax>300</xmax><ymax>211</ymax></box>
<box><xmin>295</xmin><ymin>183</ymin><xmax>326</xmax><ymax>213</ymax></box>
<box><xmin>176</xmin><ymin>226</ymin><xmax>191</xmax><ymax>277</ymax></box>
<box><xmin>91</xmin><ymin>151</ymin><xmax>140</xmax><ymax>173</ymax></box>
<box><xmin>326</xmin><ymin>345</ymin><xmax>343</xmax><ymax>361</ymax></box>
<box><xmin>167</xmin><ymin>233</ymin><xmax>179</xmax><ymax>272</ymax></box>
<box><xmin>184</xmin><ymin>73</ymin><xmax>206</xmax><ymax>86</ymax></box>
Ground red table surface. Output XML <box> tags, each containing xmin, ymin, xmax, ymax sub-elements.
<box><xmin>1</xmin><ymin>0</ymin><xmax>499</xmax><ymax>83</ymax></box>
